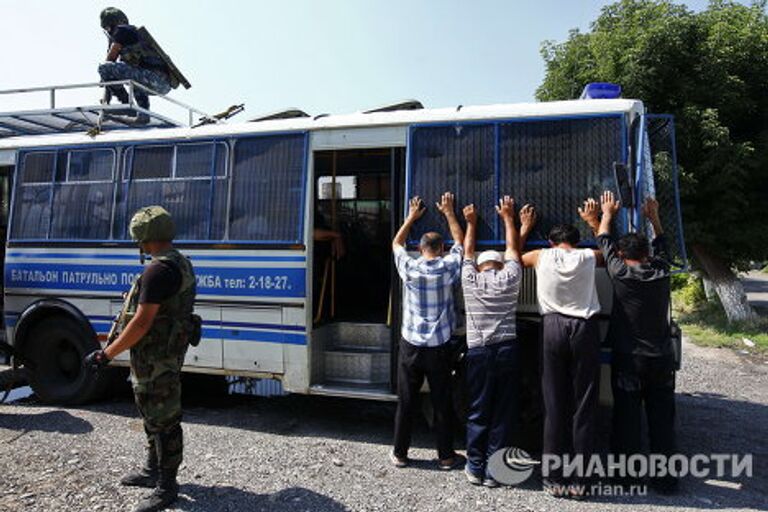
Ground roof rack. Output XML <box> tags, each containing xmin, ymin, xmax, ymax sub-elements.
<box><xmin>363</xmin><ymin>99</ymin><xmax>423</xmax><ymax>114</ymax></box>
<box><xmin>0</xmin><ymin>81</ymin><xmax>213</xmax><ymax>139</ymax></box>
<box><xmin>249</xmin><ymin>108</ymin><xmax>310</xmax><ymax>122</ymax></box>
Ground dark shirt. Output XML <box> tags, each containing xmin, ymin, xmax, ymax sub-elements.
<box><xmin>139</xmin><ymin>260</ymin><xmax>182</xmax><ymax>305</ymax></box>
<box><xmin>597</xmin><ymin>233</ymin><xmax>673</xmax><ymax>370</ymax></box>
<box><xmin>110</xmin><ymin>24</ymin><xmax>140</xmax><ymax>47</ymax></box>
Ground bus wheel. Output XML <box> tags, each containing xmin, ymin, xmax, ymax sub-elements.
<box><xmin>26</xmin><ymin>316</ymin><xmax>107</xmax><ymax>405</ymax></box>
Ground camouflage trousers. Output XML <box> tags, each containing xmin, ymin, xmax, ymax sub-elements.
<box><xmin>130</xmin><ymin>331</ymin><xmax>187</xmax><ymax>472</ymax></box>
<box><xmin>97</xmin><ymin>62</ymin><xmax>171</xmax><ymax>100</ymax></box>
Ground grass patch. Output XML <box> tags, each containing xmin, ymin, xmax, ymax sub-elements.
<box><xmin>672</xmin><ymin>275</ymin><xmax>768</xmax><ymax>354</ymax></box>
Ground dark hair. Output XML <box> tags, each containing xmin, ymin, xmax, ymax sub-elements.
<box><xmin>618</xmin><ymin>233</ymin><xmax>650</xmax><ymax>260</ymax></box>
<box><xmin>419</xmin><ymin>232</ymin><xmax>444</xmax><ymax>253</ymax></box>
<box><xmin>548</xmin><ymin>224</ymin><xmax>581</xmax><ymax>246</ymax></box>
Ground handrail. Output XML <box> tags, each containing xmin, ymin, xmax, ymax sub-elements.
<box><xmin>0</xmin><ymin>80</ymin><xmax>213</xmax><ymax>128</ymax></box>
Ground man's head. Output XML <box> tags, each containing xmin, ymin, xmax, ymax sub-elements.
<box><xmin>548</xmin><ymin>224</ymin><xmax>581</xmax><ymax>247</ymax></box>
<box><xmin>129</xmin><ymin>206</ymin><xmax>175</xmax><ymax>256</ymax></box>
<box><xmin>617</xmin><ymin>233</ymin><xmax>650</xmax><ymax>262</ymax></box>
<box><xmin>100</xmin><ymin>7</ymin><xmax>129</xmax><ymax>32</ymax></box>
<box><xmin>419</xmin><ymin>232</ymin><xmax>444</xmax><ymax>258</ymax></box>
<box><xmin>477</xmin><ymin>250</ymin><xmax>503</xmax><ymax>272</ymax></box>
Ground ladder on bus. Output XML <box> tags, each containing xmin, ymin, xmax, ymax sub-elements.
<box><xmin>0</xmin><ymin>81</ymin><xmax>216</xmax><ymax>138</ymax></box>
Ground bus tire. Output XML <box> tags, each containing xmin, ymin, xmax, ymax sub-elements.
<box><xmin>26</xmin><ymin>316</ymin><xmax>107</xmax><ymax>405</ymax></box>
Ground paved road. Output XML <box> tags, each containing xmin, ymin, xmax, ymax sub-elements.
<box><xmin>0</xmin><ymin>339</ymin><xmax>766</xmax><ymax>512</ymax></box>
<box><xmin>742</xmin><ymin>271</ymin><xmax>768</xmax><ymax>311</ymax></box>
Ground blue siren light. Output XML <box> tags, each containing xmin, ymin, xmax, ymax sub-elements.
<box><xmin>580</xmin><ymin>82</ymin><xmax>622</xmax><ymax>100</ymax></box>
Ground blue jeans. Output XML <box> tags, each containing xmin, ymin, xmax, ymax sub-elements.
<box><xmin>465</xmin><ymin>340</ymin><xmax>520</xmax><ymax>477</ymax></box>
<box><xmin>97</xmin><ymin>62</ymin><xmax>171</xmax><ymax>101</ymax></box>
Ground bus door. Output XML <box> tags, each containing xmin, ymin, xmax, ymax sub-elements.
<box><xmin>311</xmin><ymin>148</ymin><xmax>404</xmax><ymax>395</ymax></box>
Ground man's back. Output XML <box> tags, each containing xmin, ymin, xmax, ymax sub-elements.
<box><xmin>535</xmin><ymin>248</ymin><xmax>601</xmax><ymax>318</ymax></box>
<box><xmin>394</xmin><ymin>244</ymin><xmax>463</xmax><ymax>347</ymax></box>
<box><xmin>462</xmin><ymin>260</ymin><xmax>521</xmax><ymax>348</ymax></box>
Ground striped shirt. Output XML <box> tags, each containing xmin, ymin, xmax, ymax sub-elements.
<box><xmin>461</xmin><ymin>259</ymin><xmax>522</xmax><ymax>349</ymax></box>
<box><xmin>394</xmin><ymin>244</ymin><xmax>463</xmax><ymax>347</ymax></box>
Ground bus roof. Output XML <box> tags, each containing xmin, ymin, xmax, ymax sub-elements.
<box><xmin>0</xmin><ymin>98</ymin><xmax>643</xmax><ymax>150</ymax></box>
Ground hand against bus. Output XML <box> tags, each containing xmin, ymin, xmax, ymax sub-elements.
<box><xmin>435</xmin><ymin>192</ymin><xmax>457</xmax><ymax>218</ymax></box>
<box><xmin>642</xmin><ymin>196</ymin><xmax>664</xmax><ymax>235</ymax></box>
<box><xmin>463</xmin><ymin>204</ymin><xmax>477</xmax><ymax>225</ymax></box>
<box><xmin>519</xmin><ymin>204</ymin><xmax>537</xmax><ymax>234</ymax></box>
<box><xmin>578</xmin><ymin>197</ymin><xmax>600</xmax><ymax>229</ymax></box>
<box><xmin>495</xmin><ymin>196</ymin><xmax>515</xmax><ymax>221</ymax></box>
<box><xmin>600</xmin><ymin>191</ymin><xmax>621</xmax><ymax>218</ymax></box>
<box><xmin>407</xmin><ymin>196</ymin><xmax>425</xmax><ymax>221</ymax></box>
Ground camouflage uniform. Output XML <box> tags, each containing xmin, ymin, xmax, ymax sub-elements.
<box><xmin>123</xmin><ymin>248</ymin><xmax>196</xmax><ymax>474</ymax></box>
<box><xmin>98</xmin><ymin>61</ymin><xmax>171</xmax><ymax>97</ymax></box>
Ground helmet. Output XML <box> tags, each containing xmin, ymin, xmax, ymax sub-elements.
<box><xmin>129</xmin><ymin>206</ymin><xmax>176</xmax><ymax>243</ymax></box>
<box><xmin>100</xmin><ymin>7</ymin><xmax>129</xmax><ymax>29</ymax></box>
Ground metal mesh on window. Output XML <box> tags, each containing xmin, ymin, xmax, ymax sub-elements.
<box><xmin>131</xmin><ymin>145</ymin><xmax>173</xmax><ymax>180</ymax></box>
<box><xmin>499</xmin><ymin>117</ymin><xmax>624</xmax><ymax>243</ymax></box>
<box><xmin>68</xmin><ymin>149</ymin><xmax>114</xmax><ymax>181</ymax></box>
<box><xmin>640</xmin><ymin>115</ymin><xmax>687</xmax><ymax>269</ymax></box>
<box><xmin>230</xmin><ymin>134</ymin><xmax>306</xmax><ymax>242</ymax></box>
<box><xmin>176</xmin><ymin>143</ymin><xmax>227</xmax><ymax>178</ymax></box>
<box><xmin>408</xmin><ymin>116</ymin><xmax>625</xmax><ymax>245</ymax></box>
<box><xmin>50</xmin><ymin>182</ymin><xmax>114</xmax><ymax>239</ymax></box>
<box><xmin>11</xmin><ymin>185</ymin><xmax>51</xmax><ymax>238</ymax></box>
<box><xmin>409</xmin><ymin>124</ymin><xmax>496</xmax><ymax>242</ymax></box>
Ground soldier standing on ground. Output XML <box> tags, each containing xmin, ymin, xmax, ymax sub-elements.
<box><xmin>84</xmin><ymin>206</ymin><xmax>197</xmax><ymax>512</ymax></box>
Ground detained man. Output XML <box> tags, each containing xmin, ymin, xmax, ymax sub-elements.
<box><xmin>461</xmin><ymin>197</ymin><xmax>535</xmax><ymax>487</ymax></box>
<box><xmin>521</xmin><ymin>216</ymin><xmax>604</xmax><ymax>498</ymax></box>
<box><xmin>581</xmin><ymin>192</ymin><xmax>678</xmax><ymax>494</ymax></box>
<box><xmin>391</xmin><ymin>193</ymin><xmax>466</xmax><ymax>471</ymax></box>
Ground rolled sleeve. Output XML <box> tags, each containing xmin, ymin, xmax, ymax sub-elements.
<box><xmin>444</xmin><ymin>244</ymin><xmax>464</xmax><ymax>282</ymax></box>
<box><xmin>393</xmin><ymin>246</ymin><xmax>412</xmax><ymax>281</ymax></box>
<box><xmin>462</xmin><ymin>259</ymin><xmax>478</xmax><ymax>285</ymax></box>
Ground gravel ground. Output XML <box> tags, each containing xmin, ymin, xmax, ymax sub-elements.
<box><xmin>0</xmin><ymin>339</ymin><xmax>766</xmax><ymax>512</ymax></box>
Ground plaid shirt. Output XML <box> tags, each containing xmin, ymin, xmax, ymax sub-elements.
<box><xmin>394</xmin><ymin>244</ymin><xmax>463</xmax><ymax>347</ymax></box>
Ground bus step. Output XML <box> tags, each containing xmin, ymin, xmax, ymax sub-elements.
<box><xmin>310</xmin><ymin>381</ymin><xmax>396</xmax><ymax>401</ymax></box>
<box><xmin>323</xmin><ymin>349</ymin><xmax>390</xmax><ymax>384</ymax></box>
<box><xmin>315</xmin><ymin>322</ymin><xmax>391</xmax><ymax>351</ymax></box>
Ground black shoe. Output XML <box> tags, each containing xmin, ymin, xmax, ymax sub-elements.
<box><xmin>120</xmin><ymin>468</ymin><xmax>159</xmax><ymax>488</ymax></box>
<box><xmin>133</xmin><ymin>485</ymin><xmax>178</xmax><ymax>512</ymax></box>
<box><xmin>121</xmin><ymin>442</ymin><xmax>159</xmax><ymax>488</ymax></box>
<box><xmin>133</xmin><ymin>471</ymin><xmax>178</xmax><ymax>512</ymax></box>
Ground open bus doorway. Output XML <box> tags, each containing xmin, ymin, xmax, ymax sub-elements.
<box><xmin>0</xmin><ymin>165</ymin><xmax>12</xmax><ymax>362</ymax></box>
<box><xmin>311</xmin><ymin>148</ymin><xmax>404</xmax><ymax>396</ymax></box>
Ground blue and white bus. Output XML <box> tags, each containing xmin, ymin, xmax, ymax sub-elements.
<box><xmin>0</xmin><ymin>96</ymin><xmax>686</xmax><ymax>404</ymax></box>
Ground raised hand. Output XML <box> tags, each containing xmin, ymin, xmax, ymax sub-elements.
<box><xmin>519</xmin><ymin>204</ymin><xmax>537</xmax><ymax>232</ymax></box>
<box><xmin>642</xmin><ymin>196</ymin><xmax>660</xmax><ymax>221</ymax></box>
<box><xmin>435</xmin><ymin>192</ymin><xmax>457</xmax><ymax>218</ymax></box>
<box><xmin>600</xmin><ymin>190</ymin><xmax>621</xmax><ymax>217</ymax></box>
<box><xmin>578</xmin><ymin>197</ymin><xmax>600</xmax><ymax>225</ymax></box>
<box><xmin>463</xmin><ymin>204</ymin><xmax>477</xmax><ymax>224</ymax></box>
<box><xmin>495</xmin><ymin>196</ymin><xmax>516</xmax><ymax>220</ymax></box>
<box><xmin>407</xmin><ymin>196</ymin><xmax>425</xmax><ymax>221</ymax></box>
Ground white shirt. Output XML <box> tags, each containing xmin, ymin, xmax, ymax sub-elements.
<box><xmin>535</xmin><ymin>248</ymin><xmax>601</xmax><ymax>319</ymax></box>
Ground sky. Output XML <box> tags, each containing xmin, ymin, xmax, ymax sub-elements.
<box><xmin>0</xmin><ymin>0</ymin><xmax>730</xmax><ymax>122</ymax></box>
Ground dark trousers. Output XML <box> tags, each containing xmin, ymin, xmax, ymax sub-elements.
<box><xmin>465</xmin><ymin>340</ymin><xmax>520</xmax><ymax>477</ymax></box>
<box><xmin>393</xmin><ymin>339</ymin><xmax>454</xmax><ymax>460</ymax></box>
<box><xmin>541</xmin><ymin>313</ymin><xmax>600</xmax><ymax>484</ymax></box>
<box><xmin>612</xmin><ymin>357</ymin><xmax>677</xmax><ymax>487</ymax></box>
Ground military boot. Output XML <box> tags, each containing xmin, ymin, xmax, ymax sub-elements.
<box><xmin>132</xmin><ymin>469</ymin><xmax>178</xmax><ymax>512</ymax></box>
<box><xmin>133</xmin><ymin>427</ymin><xmax>182</xmax><ymax>512</ymax></box>
<box><xmin>134</xmin><ymin>93</ymin><xmax>151</xmax><ymax>125</ymax></box>
<box><xmin>120</xmin><ymin>437</ymin><xmax>159</xmax><ymax>488</ymax></box>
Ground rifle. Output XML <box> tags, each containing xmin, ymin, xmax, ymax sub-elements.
<box><xmin>193</xmin><ymin>104</ymin><xmax>245</xmax><ymax>128</ymax></box>
<box><xmin>107</xmin><ymin>278</ymin><xmax>140</xmax><ymax>346</ymax></box>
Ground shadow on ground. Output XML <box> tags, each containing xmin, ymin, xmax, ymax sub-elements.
<box><xmin>0</xmin><ymin>409</ymin><xmax>93</xmax><ymax>434</ymax></box>
<box><xmin>175</xmin><ymin>485</ymin><xmax>349</xmax><ymax>512</ymax></box>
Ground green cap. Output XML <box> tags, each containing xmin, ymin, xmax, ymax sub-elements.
<box><xmin>100</xmin><ymin>7</ymin><xmax>129</xmax><ymax>29</ymax></box>
<box><xmin>129</xmin><ymin>206</ymin><xmax>176</xmax><ymax>243</ymax></box>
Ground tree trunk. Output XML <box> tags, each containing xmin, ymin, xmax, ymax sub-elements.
<box><xmin>692</xmin><ymin>244</ymin><xmax>757</xmax><ymax>323</ymax></box>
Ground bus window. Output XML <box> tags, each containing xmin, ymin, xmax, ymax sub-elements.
<box><xmin>118</xmin><ymin>142</ymin><xmax>228</xmax><ymax>241</ymax></box>
<box><xmin>230</xmin><ymin>134</ymin><xmax>306</xmax><ymax>243</ymax></box>
<box><xmin>50</xmin><ymin>149</ymin><xmax>115</xmax><ymax>239</ymax></box>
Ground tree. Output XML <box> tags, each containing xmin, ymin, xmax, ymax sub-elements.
<box><xmin>537</xmin><ymin>0</ymin><xmax>768</xmax><ymax>322</ymax></box>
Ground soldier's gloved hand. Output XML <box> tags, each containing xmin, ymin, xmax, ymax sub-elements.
<box><xmin>83</xmin><ymin>349</ymin><xmax>111</xmax><ymax>371</ymax></box>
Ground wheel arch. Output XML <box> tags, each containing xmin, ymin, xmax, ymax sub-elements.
<box><xmin>14</xmin><ymin>299</ymin><xmax>97</xmax><ymax>357</ymax></box>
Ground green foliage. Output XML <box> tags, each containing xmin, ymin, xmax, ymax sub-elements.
<box><xmin>537</xmin><ymin>0</ymin><xmax>768</xmax><ymax>269</ymax></box>
<box><xmin>671</xmin><ymin>272</ymin><xmax>707</xmax><ymax>307</ymax></box>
